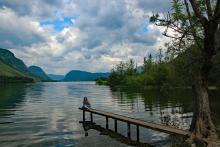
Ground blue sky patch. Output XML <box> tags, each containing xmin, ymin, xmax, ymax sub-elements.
<box><xmin>143</xmin><ymin>27</ymin><xmax>148</xmax><ymax>32</ymax></box>
<box><xmin>40</xmin><ymin>15</ymin><xmax>80</xmax><ymax>31</ymax></box>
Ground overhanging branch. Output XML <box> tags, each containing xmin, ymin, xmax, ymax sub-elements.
<box><xmin>205</xmin><ymin>0</ymin><xmax>213</xmax><ymax>19</ymax></box>
<box><xmin>189</xmin><ymin>0</ymin><xmax>208</xmax><ymax>26</ymax></box>
<box><xmin>184</xmin><ymin>0</ymin><xmax>203</xmax><ymax>48</ymax></box>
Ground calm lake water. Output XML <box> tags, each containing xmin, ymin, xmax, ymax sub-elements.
<box><xmin>0</xmin><ymin>82</ymin><xmax>219</xmax><ymax>147</ymax></box>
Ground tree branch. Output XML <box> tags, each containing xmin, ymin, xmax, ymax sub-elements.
<box><xmin>163</xmin><ymin>32</ymin><xmax>181</xmax><ymax>39</ymax></box>
<box><xmin>184</xmin><ymin>0</ymin><xmax>203</xmax><ymax>48</ymax></box>
<box><xmin>155</xmin><ymin>16</ymin><xmax>194</xmax><ymax>35</ymax></box>
<box><xmin>189</xmin><ymin>0</ymin><xmax>207</xmax><ymax>26</ymax></box>
<box><xmin>214</xmin><ymin>0</ymin><xmax>220</xmax><ymax>23</ymax></box>
<box><xmin>205</xmin><ymin>0</ymin><xmax>213</xmax><ymax>19</ymax></box>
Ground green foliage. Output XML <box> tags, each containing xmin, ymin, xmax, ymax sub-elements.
<box><xmin>144</xmin><ymin>54</ymin><xmax>153</xmax><ymax>73</ymax></box>
<box><xmin>171</xmin><ymin>0</ymin><xmax>186</xmax><ymax>20</ymax></box>
<box><xmin>108</xmin><ymin>59</ymin><xmax>136</xmax><ymax>86</ymax></box>
<box><xmin>0</xmin><ymin>76</ymin><xmax>34</xmax><ymax>83</ymax></box>
<box><xmin>0</xmin><ymin>58</ymin><xmax>38</xmax><ymax>83</ymax></box>
<box><xmin>0</xmin><ymin>49</ymin><xmax>45</xmax><ymax>83</ymax></box>
<box><xmin>0</xmin><ymin>59</ymin><xmax>26</xmax><ymax>77</ymax></box>
<box><xmin>0</xmin><ymin>48</ymin><xmax>28</xmax><ymax>72</ymax></box>
<box><xmin>198</xmin><ymin>0</ymin><xmax>206</xmax><ymax>12</ymax></box>
<box><xmin>150</xmin><ymin>13</ymin><xmax>159</xmax><ymax>22</ymax></box>
<box><xmin>124</xmin><ymin>74</ymin><xmax>145</xmax><ymax>87</ymax></box>
<box><xmin>107</xmin><ymin>45</ymin><xmax>220</xmax><ymax>89</ymax></box>
<box><xmin>108</xmin><ymin>52</ymin><xmax>173</xmax><ymax>89</ymax></box>
<box><xmin>96</xmin><ymin>78</ymin><xmax>108</xmax><ymax>85</ymax></box>
<box><xmin>154</xmin><ymin>64</ymin><xmax>169</xmax><ymax>86</ymax></box>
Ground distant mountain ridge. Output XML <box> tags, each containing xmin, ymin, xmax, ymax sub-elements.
<box><xmin>48</xmin><ymin>74</ymin><xmax>64</xmax><ymax>81</ymax></box>
<box><xmin>63</xmin><ymin>70</ymin><xmax>110</xmax><ymax>81</ymax></box>
<box><xmin>0</xmin><ymin>48</ymin><xmax>28</xmax><ymax>72</ymax></box>
<box><xmin>28</xmin><ymin>66</ymin><xmax>51</xmax><ymax>80</ymax></box>
<box><xmin>0</xmin><ymin>48</ymin><xmax>110</xmax><ymax>83</ymax></box>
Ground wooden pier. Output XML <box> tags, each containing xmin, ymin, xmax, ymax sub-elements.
<box><xmin>79</xmin><ymin>107</ymin><xmax>191</xmax><ymax>142</ymax></box>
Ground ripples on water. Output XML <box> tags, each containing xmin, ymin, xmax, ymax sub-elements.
<box><xmin>0</xmin><ymin>82</ymin><xmax>219</xmax><ymax>147</ymax></box>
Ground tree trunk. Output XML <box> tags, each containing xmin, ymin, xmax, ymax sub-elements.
<box><xmin>189</xmin><ymin>22</ymin><xmax>219</xmax><ymax>141</ymax></box>
<box><xmin>190</xmin><ymin>73</ymin><xmax>218</xmax><ymax>145</ymax></box>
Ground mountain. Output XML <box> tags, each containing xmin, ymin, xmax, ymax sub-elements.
<box><xmin>0</xmin><ymin>59</ymin><xmax>25</xmax><ymax>77</ymax></box>
<box><xmin>48</xmin><ymin>74</ymin><xmax>64</xmax><ymax>81</ymax></box>
<box><xmin>0</xmin><ymin>48</ymin><xmax>47</xmax><ymax>83</ymax></box>
<box><xmin>63</xmin><ymin>70</ymin><xmax>110</xmax><ymax>81</ymax></box>
<box><xmin>28</xmin><ymin>66</ymin><xmax>51</xmax><ymax>80</ymax></box>
<box><xmin>0</xmin><ymin>48</ymin><xmax>28</xmax><ymax>72</ymax></box>
<box><xmin>0</xmin><ymin>59</ymin><xmax>33</xmax><ymax>83</ymax></box>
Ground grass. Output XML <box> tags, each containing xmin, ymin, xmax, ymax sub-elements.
<box><xmin>0</xmin><ymin>59</ymin><xmax>36</xmax><ymax>83</ymax></box>
<box><xmin>0</xmin><ymin>60</ymin><xmax>26</xmax><ymax>77</ymax></box>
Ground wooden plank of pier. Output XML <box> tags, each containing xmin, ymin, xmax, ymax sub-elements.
<box><xmin>79</xmin><ymin>108</ymin><xmax>190</xmax><ymax>137</ymax></box>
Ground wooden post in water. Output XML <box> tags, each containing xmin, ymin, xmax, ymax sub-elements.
<box><xmin>114</xmin><ymin>119</ymin><xmax>117</xmax><ymax>133</ymax></box>
<box><xmin>127</xmin><ymin>122</ymin><xmax>131</xmax><ymax>138</ymax></box>
<box><xmin>106</xmin><ymin>116</ymin><xmax>109</xmax><ymax>129</ymax></box>
<box><xmin>83</xmin><ymin>110</ymin><xmax>85</xmax><ymax>122</ymax></box>
<box><xmin>90</xmin><ymin>112</ymin><xmax>93</xmax><ymax>123</ymax></box>
<box><xmin>136</xmin><ymin>125</ymin><xmax>139</xmax><ymax>142</ymax></box>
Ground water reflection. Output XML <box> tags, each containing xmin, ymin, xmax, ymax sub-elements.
<box><xmin>0</xmin><ymin>83</ymin><xmax>81</xmax><ymax>147</ymax></box>
<box><xmin>0</xmin><ymin>82</ymin><xmax>219</xmax><ymax>147</ymax></box>
<box><xmin>24</xmin><ymin>83</ymin><xmax>45</xmax><ymax>103</ymax></box>
<box><xmin>0</xmin><ymin>84</ymin><xmax>27</xmax><ymax>109</ymax></box>
<box><xmin>110</xmin><ymin>88</ymin><xmax>194</xmax><ymax>130</ymax></box>
<box><xmin>80</xmin><ymin>121</ymin><xmax>151</xmax><ymax>146</ymax></box>
<box><xmin>0</xmin><ymin>84</ymin><xmax>28</xmax><ymax>121</ymax></box>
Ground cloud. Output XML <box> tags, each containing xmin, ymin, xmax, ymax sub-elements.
<box><xmin>0</xmin><ymin>7</ymin><xmax>47</xmax><ymax>48</ymax></box>
<box><xmin>0</xmin><ymin>0</ymin><xmax>65</xmax><ymax>18</ymax></box>
<box><xmin>0</xmin><ymin>0</ymin><xmax>171</xmax><ymax>74</ymax></box>
<box><xmin>137</xmin><ymin>0</ymin><xmax>172</xmax><ymax>12</ymax></box>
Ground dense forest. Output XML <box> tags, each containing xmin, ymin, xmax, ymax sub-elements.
<box><xmin>99</xmin><ymin>46</ymin><xmax>220</xmax><ymax>89</ymax></box>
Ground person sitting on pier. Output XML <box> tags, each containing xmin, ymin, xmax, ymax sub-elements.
<box><xmin>82</xmin><ymin>97</ymin><xmax>91</xmax><ymax>109</ymax></box>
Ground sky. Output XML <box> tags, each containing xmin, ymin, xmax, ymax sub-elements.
<box><xmin>0</xmin><ymin>0</ymin><xmax>172</xmax><ymax>75</ymax></box>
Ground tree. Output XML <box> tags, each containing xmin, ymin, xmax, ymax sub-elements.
<box><xmin>127</xmin><ymin>59</ymin><xmax>136</xmax><ymax>76</ymax></box>
<box><xmin>158</xmin><ymin>48</ymin><xmax>163</xmax><ymax>64</ymax></box>
<box><xmin>144</xmin><ymin>53</ymin><xmax>153</xmax><ymax>73</ymax></box>
<box><xmin>150</xmin><ymin>0</ymin><xmax>220</xmax><ymax>144</ymax></box>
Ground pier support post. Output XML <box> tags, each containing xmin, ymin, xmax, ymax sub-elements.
<box><xmin>83</xmin><ymin>110</ymin><xmax>85</xmax><ymax>122</ymax></box>
<box><xmin>114</xmin><ymin>119</ymin><xmax>117</xmax><ymax>133</ymax></box>
<box><xmin>90</xmin><ymin>112</ymin><xmax>93</xmax><ymax>123</ymax></box>
<box><xmin>79</xmin><ymin>108</ymin><xmax>190</xmax><ymax>141</ymax></box>
<box><xmin>136</xmin><ymin>125</ymin><xmax>139</xmax><ymax>142</ymax></box>
<box><xmin>106</xmin><ymin>116</ymin><xmax>109</xmax><ymax>129</ymax></box>
<box><xmin>127</xmin><ymin>122</ymin><xmax>131</xmax><ymax>138</ymax></box>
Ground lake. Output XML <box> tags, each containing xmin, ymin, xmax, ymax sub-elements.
<box><xmin>0</xmin><ymin>82</ymin><xmax>219</xmax><ymax>147</ymax></box>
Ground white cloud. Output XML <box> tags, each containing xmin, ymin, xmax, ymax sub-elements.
<box><xmin>0</xmin><ymin>0</ymin><xmax>172</xmax><ymax>75</ymax></box>
<box><xmin>0</xmin><ymin>7</ymin><xmax>47</xmax><ymax>48</ymax></box>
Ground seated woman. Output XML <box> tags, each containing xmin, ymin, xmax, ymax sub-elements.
<box><xmin>82</xmin><ymin>97</ymin><xmax>91</xmax><ymax>109</ymax></box>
